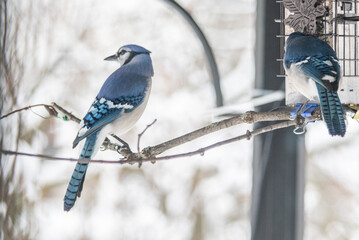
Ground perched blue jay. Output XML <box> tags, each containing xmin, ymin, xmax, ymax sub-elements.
<box><xmin>284</xmin><ymin>32</ymin><xmax>346</xmax><ymax>136</ymax></box>
<box><xmin>64</xmin><ymin>44</ymin><xmax>154</xmax><ymax>211</ymax></box>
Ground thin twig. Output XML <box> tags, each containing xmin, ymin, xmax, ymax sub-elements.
<box><xmin>0</xmin><ymin>104</ymin><xmax>52</xmax><ymax>120</ymax></box>
<box><xmin>136</xmin><ymin>119</ymin><xmax>157</xmax><ymax>167</ymax></box>
<box><xmin>137</xmin><ymin>119</ymin><xmax>157</xmax><ymax>152</ymax></box>
<box><xmin>0</xmin><ymin>102</ymin><xmax>81</xmax><ymax>124</ymax></box>
<box><xmin>0</xmin><ymin>149</ymin><xmax>120</xmax><ymax>164</ymax></box>
<box><xmin>29</xmin><ymin>108</ymin><xmax>50</xmax><ymax>120</ymax></box>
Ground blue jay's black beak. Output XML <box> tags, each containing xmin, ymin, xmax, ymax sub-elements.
<box><xmin>104</xmin><ymin>54</ymin><xmax>117</xmax><ymax>61</ymax></box>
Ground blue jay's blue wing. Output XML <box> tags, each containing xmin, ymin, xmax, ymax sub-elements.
<box><xmin>290</xmin><ymin>55</ymin><xmax>340</xmax><ymax>91</ymax></box>
<box><xmin>72</xmin><ymin>95</ymin><xmax>145</xmax><ymax>148</ymax></box>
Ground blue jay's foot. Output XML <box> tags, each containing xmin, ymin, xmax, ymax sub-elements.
<box><xmin>293</xmin><ymin>115</ymin><xmax>307</xmax><ymax>135</ymax></box>
<box><xmin>290</xmin><ymin>102</ymin><xmax>318</xmax><ymax>135</ymax></box>
<box><xmin>109</xmin><ymin>134</ymin><xmax>132</xmax><ymax>156</ymax></box>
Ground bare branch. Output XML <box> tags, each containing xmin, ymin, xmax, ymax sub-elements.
<box><xmin>0</xmin><ymin>114</ymin><xmax>319</xmax><ymax>165</ymax></box>
<box><xmin>0</xmin><ymin>102</ymin><xmax>326</xmax><ymax>165</ymax></box>
<box><xmin>0</xmin><ymin>102</ymin><xmax>81</xmax><ymax>124</ymax></box>
<box><xmin>141</xmin><ymin>110</ymin><xmax>294</xmax><ymax>157</ymax></box>
<box><xmin>0</xmin><ymin>103</ymin><xmax>300</xmax><ymax>158</ymax></box>
<box><xmin>0</xmin><ymin>149</ymin><xmax>120</xmax><ymax>164</ymax></box>
<box><xmin>0</xmin><ymin>104</ymin><xmax>52</xmax><ymax>120</ymax></box>
<box><xmin>121</xmin><ymin>114</ymin><xmax>319</xmax><ymax>164</ymax></box>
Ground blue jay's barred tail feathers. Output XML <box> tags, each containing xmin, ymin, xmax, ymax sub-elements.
<box><xmin>64</xmin><ymin>132</ymin><xmax>99</xmax><ymax>211</ymax></box>
<box><xmin>316</xmin><ymin>83</ymin><xmax>346</xmax><ymax>137</ymax></box>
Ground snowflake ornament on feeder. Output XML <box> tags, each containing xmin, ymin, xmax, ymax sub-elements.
<box><xmin>283</xmin><ymin>0</ymin><xmax>326</xmax><ymax>34</ymax></box>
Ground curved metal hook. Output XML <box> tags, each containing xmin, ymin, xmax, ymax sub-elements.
<box><xmin>293</xmin><ymin>122</ymin><xmax>308</xmax><ymax>135</ymax></box>
<box><xmin>161</xmin><ymin>0</ymin><xmax>223</xmax><ymax>107</ymax></box>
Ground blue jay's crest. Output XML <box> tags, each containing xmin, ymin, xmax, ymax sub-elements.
<box><xmin>64</xmin><ymin>44</ymin><xmax>154</xmax><ymax>211</ymax></box>
<box><xmin>284</xmin><ymin>32</ymin><xmax>346</xmax><ymax>137</ymax></box>
<box><xmin>119</xmin><ymin>44</ymin><xmax>151</xmax><ymax>54</ymax></box>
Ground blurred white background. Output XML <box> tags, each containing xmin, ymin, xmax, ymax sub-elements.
<box><xmin>1</xmin><ymin>0</ymin><xmax>359</xmax><ymax>240</ymax></box>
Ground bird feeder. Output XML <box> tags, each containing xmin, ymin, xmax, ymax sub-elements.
<box><xmin>276</xmin><ymin>0</ymin><xmax>359</xmax><ymax>107</ymax></box>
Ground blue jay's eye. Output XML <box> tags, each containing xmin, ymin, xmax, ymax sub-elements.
<box><xmin>118</xmin><ymin>50</ymin><xmax>126</xmax><ymax>56</ymax></box>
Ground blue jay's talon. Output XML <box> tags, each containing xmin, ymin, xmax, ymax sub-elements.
<box><xmin>290</xmin><ymin>102</ymin><xmax>318</xmax><ymax>134</ymax></box>
<box><xmin>110</xmin><ymin>134</ymin><xmax>132</xmax><ymax>154</ymax></box>
<box><xmin>290</xmin><ymin>104</ymin><xmax>301</xmax><ymax>120</ymax></box>
<box><xmin>117</xmin><ymin>145</ymin><xmax>132</xmax><ymax>157</ymax></box>
<box><xmin>64</xmin><ymin>44</ymin><xmax>154</xmax><ymax>211</ymax></box>
<box><xmin>100</xmin><ymin>137</ymin><xmax>111</xmax><ymax>151</ymax></box>
<box><xmin>293</xmin><ymin>115</ymin><xmax>307</xmax><ymax>135</ymax></box>
<box><xmin>110</xmin><ymin>134</ymin><xmax>129</xmax><ymax>146</ymax></box>
<box><xmin>284</xmin><ymin>32</ymin><xmax>346</xmax><ymax>137</ymax></box>
<box><xmin>290</xmin><ymin>103</ymin><xmax>318</xmax><ymax>120</ymax></box>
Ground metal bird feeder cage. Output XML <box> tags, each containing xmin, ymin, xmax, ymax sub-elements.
<box><xmin>276</xmin><ymin>0</ymin><xmax>359</xmax><ymax>106</ymax></box>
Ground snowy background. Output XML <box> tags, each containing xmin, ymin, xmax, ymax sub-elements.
<box><xmin>1</xmin><ymin>0</ymin><xmax>359</xmax><ymax>239</ymax></box>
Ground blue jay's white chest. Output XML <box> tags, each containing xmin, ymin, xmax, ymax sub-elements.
<box><xmin>285</xmin><ymin>63</ymin><xmax>319</xmax><ymax>102</ymax></box>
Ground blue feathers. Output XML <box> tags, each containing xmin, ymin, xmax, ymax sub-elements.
<box><xmin>120</xmin><ymin>44</ymin><xmax>151</xmax><ymax>54</ymax></box>
<box><xmin>289</xmin><ymin>55</ymin><xmax>340</xmax><ymax>91</ymax></box>
<box><xmin>64</xmin><ymin>132</ymin><xmax>98</xmax><ymax>211</ymax></box>
<box><xmin>72</xmin><ymin>95</ymin><xmax>145</xmax><ymax>149</ymax></box>
<box><xmin>316</xmin><ymin>84</ymin><xmax>346</xmax><ymax>136</ymax></box>
<box><xmin>83</xmin><ymin>95</ymin><xmax>144</xmax><ymax>129</ymax></box>
<box><xmin>64</xmin><ymin>163</ymin><xmax>88</xmax><ymax>211</ymax></box>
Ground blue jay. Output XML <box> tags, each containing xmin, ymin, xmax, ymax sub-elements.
<box><xmin>64</xmin><ymin>44</ymin><xmax>154</xmax><ymax>211</ymax></box>
<box><xmin>284</xmin><ymin>32</ymin><xmax>346</xmax><ymax>136</ymax></box>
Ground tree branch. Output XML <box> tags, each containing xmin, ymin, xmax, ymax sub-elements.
<box><xmin>0</xmin><ymin>104</ymin><xmax>52</xmax><ymax>120</ymax></box>
<box><xmin>0</xmin><ymin>102</ymin><xmax>81</xmax><ymax>123</ymax></box>
<box><xmin>0</xmin><ymin>102</ymin><xmax>325</xmax><ymax>165</ymax></box>
<box><xmin>0</xmin><ymin>114</ymin><xmax>319</xmax><ymax>165</ymax></box>
<box><xmin>141</xmin><ymin>110</ymin><xmax>294</xmax><ymax>157</ymax></box>
<box><xmin>120</xmin><ymin>114</ymin><xmax>319</xmax><ymax>164</ymax></box>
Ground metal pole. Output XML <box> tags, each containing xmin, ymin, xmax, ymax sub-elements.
<box><xmin>251</xmin><ymin>1</ymin><xmax>305</xmax><ymax>239</ymax></box>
